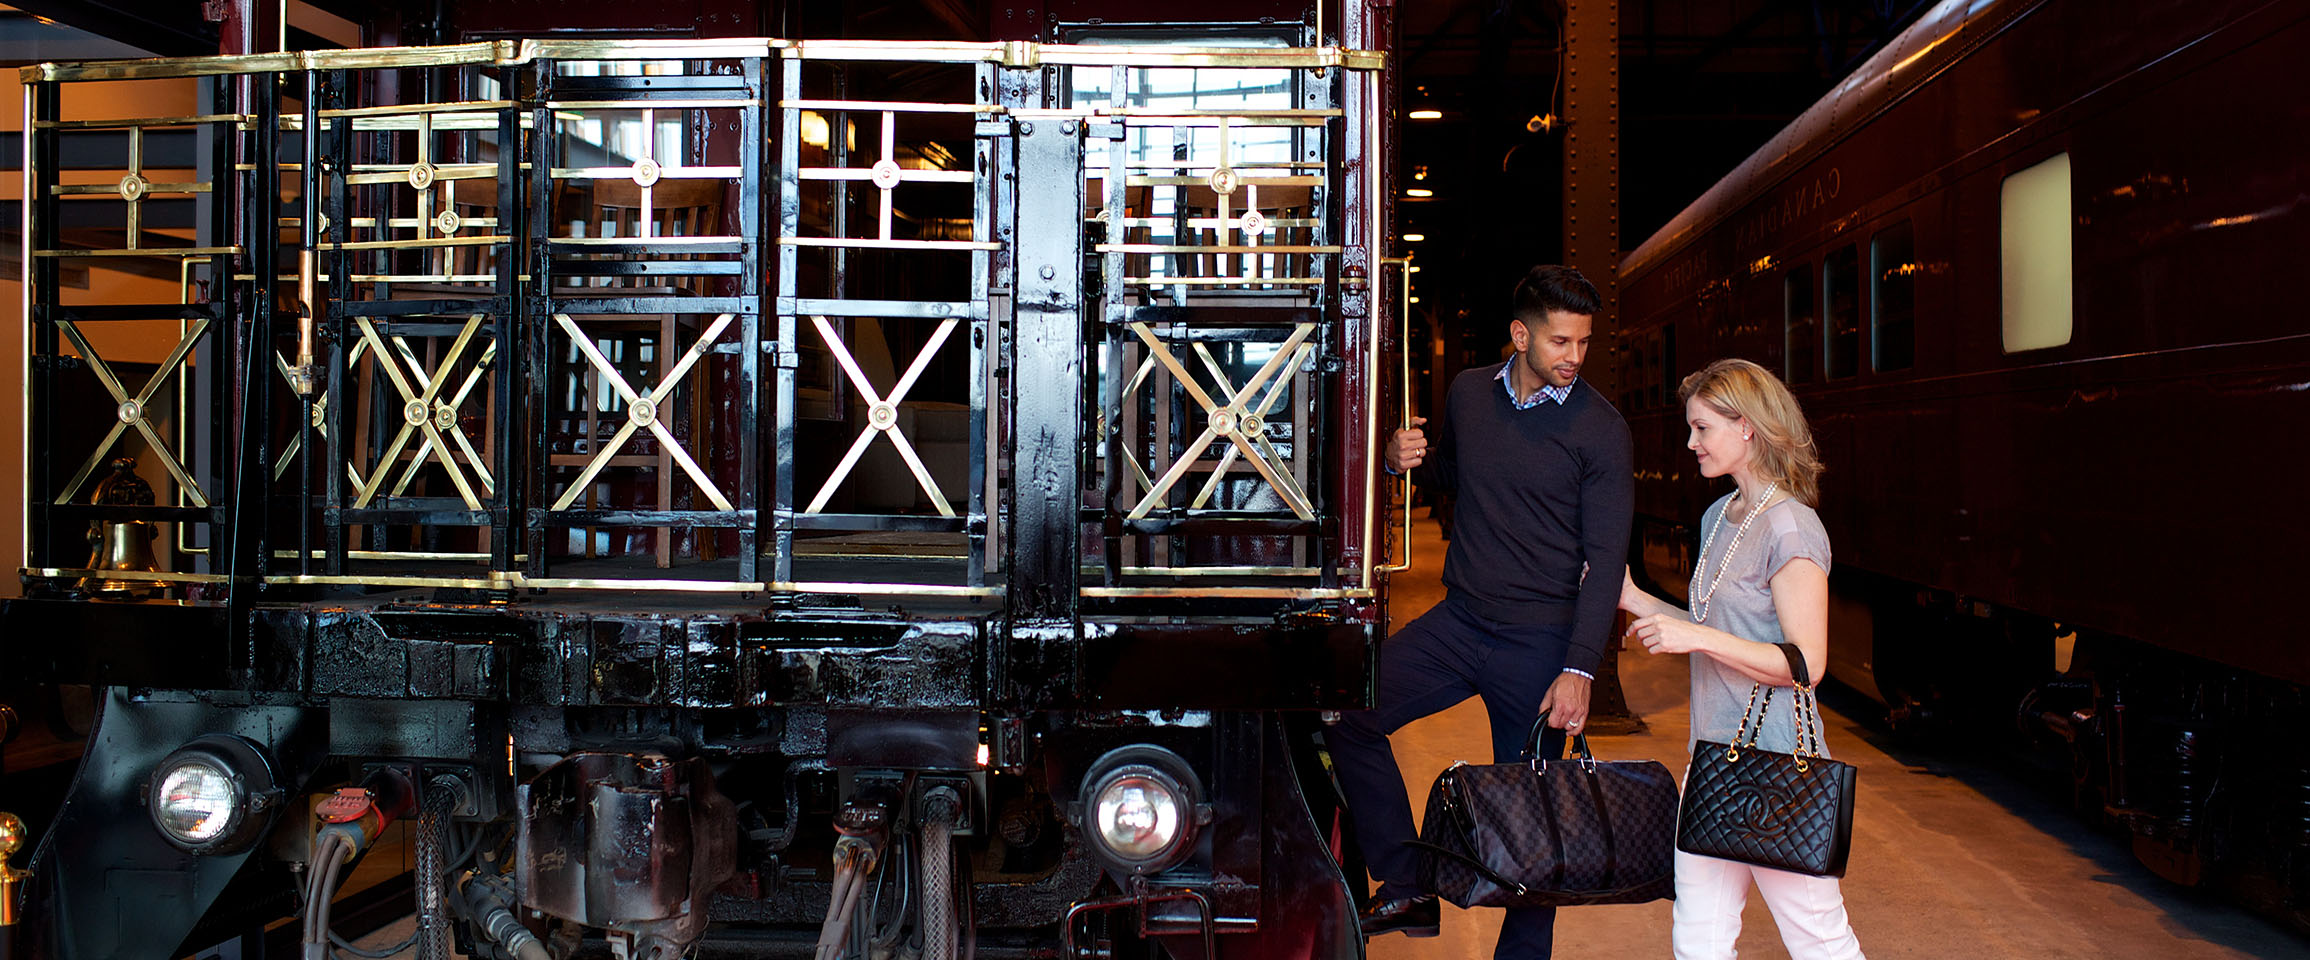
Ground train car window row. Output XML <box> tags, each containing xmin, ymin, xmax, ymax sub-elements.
<box><xmin>1645</xmin><ymin>330</ymin><xmax>1664</xmax><ymax>409</ymax></box>
<box><xmin>1645</xmin><ymin>213</ymin><xmax>1916</xmax><ymax>407</ymax></box>
<box><xmin>1784</xmin><ymin>264</ymin><xmax>1817</xmax><ymax>384</ymax></box>
<box><xmin>1658</xmin><ymin>324</ymin><xmax>1677</xmax><ymax>408</ymax></box>
<box><xmin>1773</xmin><ymin>216</ymin><xmax>1915</xmax><ymax>384</ymax></box>
<box><xmin>1620</xmin><ymin>340</ymin><xmax>1644</xmax><ymax>412</ymax></box>
<box><xmin>1654</xmin><ymin>159</ymin><xmax>2077</xmax><ymax>400</ymax></box>
<box><xmin>1618</xmin><ymin>325</ymin><xmax>1671</xmax><ymax>413</ymax></box>
<box><xmin>2000</xmin><ymin>151</ymin><xmax>2075</xmax><ymax>353</ymax></box>
<box><xmin>1871</xmin><ymin>220</ymin><xmax>1916</xmax><ymax>373</ymax></box>
<box><xmin>1823</xmin><ymin>245</ymin><xmax>1862</xmax><ymax>379</ymax></box>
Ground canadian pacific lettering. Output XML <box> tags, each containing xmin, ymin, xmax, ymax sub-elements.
<box><xmin>1735</xmin><ymin>168</ymin><xmax>1842</xmax><ymax>251</ymax></box>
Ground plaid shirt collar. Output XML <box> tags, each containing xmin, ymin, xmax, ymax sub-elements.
<box><xmin>1496</xmin><ymin>356</ymin><xmax>1575</xmax><ymax>409</ymax></box>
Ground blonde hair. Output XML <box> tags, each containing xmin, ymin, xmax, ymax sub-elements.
<box><xmin>1678</xmin><ymin>358</ymin><xmax>1824</xmax><ymax>507</ymax></box>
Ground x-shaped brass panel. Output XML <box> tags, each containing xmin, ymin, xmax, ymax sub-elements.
<box><xmin>54</xmin><ymin>318</ymin><xmax>211</xmax><ymax>507</ymax></box>
<box><xmin>1186</xmin><ymin>340</ymin><xmax>1310</xmax><ymax>509</ymax></box>
<box><xmin>351</xmin><ymin>316</ymin><xmax>489</xmax><ymax>510</ymax></box>
<box><xmin>384</xmin><ymin>336</ymin><xmax>498</xmax><ymax>498</ymax></box>
<box><xmin>549</xmin><ymin>312</ymin><xmax>736</xmax><ymax>513</ymax></box>
<box><xmin>275</xmin><ymin>335</ymin><xmax>490</xmax><ymax>493</ymax></box>
<box><xmin>1125</xmin><ymin>323</ymin><xmax>1315</xmax><ymax>521</ymax></box>
<box><xmin>1107</xmin><ymin>355</ymin><xmax>1161</xmax><ymax>496</ymax></box>
<box><xmin>803</xmin><ymin>315</ymin><xmax>959</xmax><ymax>517</ymax></box>
<box><xmin>274</xmin><ymin>346</ymin><xmax>367</xmax><ymax>488</ymax></box>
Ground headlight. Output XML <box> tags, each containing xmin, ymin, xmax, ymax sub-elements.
<box><xmin>156</xmin><ymin>761</ymin><xmax>239</xmax><ymax>843</ymax></box>
<box><xmin>148</xmin><ymin>735</ymin><xmax>280</xmax><ymax>854</ymax></box>
<box><xmin>1094</xmin><ymin>774</ymin><xmax>1182</xmax><ymax>861</ymax></box>
<box><xmin>1079</xmin><ymin>746</ymin><xmax>1203</xmax><ymax>875</ymax></box>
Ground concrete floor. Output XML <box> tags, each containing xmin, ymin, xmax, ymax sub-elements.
<box><xmin>1368</xmin><ymin>511</ymin><xmax>2309</xmax><ymax>960</ymax></box>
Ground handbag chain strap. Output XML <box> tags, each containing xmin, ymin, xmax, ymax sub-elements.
<box><xmin>1726</xmin><ymin>644</ymin><xmax>1829</xmax><ymax>771</ymax></box>
<box><xmin>1780</xmin><ymin>641</ymin><xmax>1826</xmax><ymax>767</ymax></box>
<box><xmin>1725</xmin><ymin>682</ymin><xmax>1775</xmax><ymax>762</ymax></box>
<box><xmin>1791</xmin><ymin>682</ymin><xmax>1826</xmax><ymax>764</ymax></box>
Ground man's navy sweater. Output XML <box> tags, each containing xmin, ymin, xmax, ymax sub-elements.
<box><xmin>1415</xmin><ymin>365</ymin><xmax>1634</xmax><ymax>675</ymax></box>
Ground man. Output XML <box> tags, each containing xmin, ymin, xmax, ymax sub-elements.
<box><xmin>1332</xmin><ymin>264</ymin><xmax>1633</xmax><ymax>958</ymax></box>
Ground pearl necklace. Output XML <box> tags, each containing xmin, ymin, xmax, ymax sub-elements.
<box><xmin>1688</xmin><ymin>481</ymin><xmax>1780</xmax><ymax>625</ymax></box>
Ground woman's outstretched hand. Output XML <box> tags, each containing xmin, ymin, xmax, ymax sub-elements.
<box><xmin>1626</xmin><ymin>613</ymin><xmax>1712</xmax><ymax>656</ymax></box>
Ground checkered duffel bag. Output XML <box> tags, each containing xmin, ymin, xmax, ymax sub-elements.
<box><xmin>1413</xmin><ymin>717</ymin><xmax>1679</xmax><ymax>908</ymax></box>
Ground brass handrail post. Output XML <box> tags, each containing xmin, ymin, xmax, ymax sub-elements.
<box><xmin>1376</xmin><ymin>255</ymin><xmax>1415</xmax><ymax>573</ymax></box>
<box><xmin>0</xmin><ymin>810</ymin><xmax>29</xmax><ymax>928</ymax></box>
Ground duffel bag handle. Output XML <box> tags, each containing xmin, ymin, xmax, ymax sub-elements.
<box><xmin>1525</xmin><ymin>710</ymin><xmax>1596</xmax><ymax>762</ymax></box>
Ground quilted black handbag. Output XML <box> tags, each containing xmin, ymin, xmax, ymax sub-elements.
<box><xmin>1676</xmin><ymin>642</ymin><xmax>1857</xmax><ymax>877</ymax></box>
<box><xmin>1411</xmin><ymin>715</ymin><xmax>1679</xmax><ymax>908</ymax></box>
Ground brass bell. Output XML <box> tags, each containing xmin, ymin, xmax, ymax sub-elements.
<box><xmin>82</xmin><ymin>457</ymin><xmax>163</xmax><ymax>599</ymax></box>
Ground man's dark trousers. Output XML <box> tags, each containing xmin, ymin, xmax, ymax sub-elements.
<box><xmin>1333</xmin><ymin>593</ymin><xmax>1573</xmax><ymax>959</ymax></box>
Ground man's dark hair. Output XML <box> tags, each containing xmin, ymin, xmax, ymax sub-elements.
<box><xmin>1510</xmin><ymin>265</ymin><xmax>1601</xmax><ymax>325</ymax></box>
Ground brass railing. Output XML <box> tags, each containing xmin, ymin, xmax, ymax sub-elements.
<box><xmin>19</xmin><ymin>38</ymin><xmax>1387</xmax><ymax>601</ymax></box>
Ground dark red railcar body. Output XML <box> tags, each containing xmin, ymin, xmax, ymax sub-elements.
<box><xmin>1618</xmin><ymin>0</ymin><xmax>2310</xmax><ymax>919</ymax></box>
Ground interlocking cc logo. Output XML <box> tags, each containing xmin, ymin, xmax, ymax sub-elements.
<box><xmin>1716</xmin><ymin>781</ymin><xmax>1798</xmax><ymax>840</ymax></box>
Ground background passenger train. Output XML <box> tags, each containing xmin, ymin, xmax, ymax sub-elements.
<box><xmin>1616</xmin><ymin>0</ymin><xmax>2310</xmax><ymax>931</ymax></box>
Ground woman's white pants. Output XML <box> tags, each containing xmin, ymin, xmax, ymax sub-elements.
<box><xmin>1671</xmin><ymin>850</ymin><xmax>1866</xmax><ymax>960</ymax></box>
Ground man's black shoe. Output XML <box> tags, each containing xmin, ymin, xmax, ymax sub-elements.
<box><xmin>1359</xmin><ymin>895</ymin><xmax>1440</xmax><ymax>939</ymax></box>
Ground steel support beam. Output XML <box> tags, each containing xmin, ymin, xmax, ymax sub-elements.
<box><xmin>1006</xmin><ymin>119</ymin><xmax>1085</xmax><ymax>622</ymax></box>
<box><xmin>1562</xmin><ymin>0</ymin><xmax>1618</xmax><ymax>313</ymax></box>
<box><xmin>1563</xmin><ymin>0</ymin><xmax>1645</xmax><ymax>732</ymax></box>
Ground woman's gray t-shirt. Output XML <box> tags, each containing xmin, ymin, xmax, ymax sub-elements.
<box><xmin>1686</xmin><ymin>492</ymin><xmax>1834</xmax><ymax>757</ymax></box>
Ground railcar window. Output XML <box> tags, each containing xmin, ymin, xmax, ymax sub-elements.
<box><xmin>2000</xmin><ymin>153</ymin><xmax>2074</xmax><ymax>352</ymax></box>
<box><xmin>1784</xmin><ymin>265</ymin><xmax>1816</xmax><ymax>384</ymax></box>
<box><xmin>1661</xmin><ymin>323</ymin><xmax>1678</xmax><ymax>401</ymax></box>
<box><xmin>1647</xmin><ymin>329</ymin><xmax>1666</xmax><ymax>408</ymax></box>
<box><xmin>1068</xmin><ymin>38</ymin><xmax>1299</xmax><ymax>284</ymax></box>
<box><xmin>1872</xmin><ymin>222</ymin><xmax>1916</xmax><ymax>371</ymax></box>
<box><xmin>1823</xmin><ymin>246</ymin><xmax>1860</xmax><ymax>379</ymax></box>
<box><xmin>1624</xmin><ymin>344</ymin><xmax>1645</xmax><ymax>410</ymax></box>
<box><xmin>553</xmin><ymin>60</ymin><xmax>690</xmax><ymax>166</ymax></box>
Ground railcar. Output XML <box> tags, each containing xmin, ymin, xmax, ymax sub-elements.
<box><xmin>1617</xmin><ymin>0</ymin><xmax>2310</xmax><ymax>927</ymax></box>
<box><xmin>0</xmin><ymin>2</ymin><xmax>1415</xmax><ymax>956</ymax></box>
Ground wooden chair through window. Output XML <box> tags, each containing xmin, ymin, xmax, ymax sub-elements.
<box><xmin>576</xmin><ymin>178</ymin><xmax>727</xmax><ymax>293</ymax></box>
<box><xmin>1085</xmin><ymin>178</ymin><xmax>1155</xmax><ymax>283</ymax></box>
<box><xmin>1174</xmin><ymin>182</ymin><xmax>1317</xmax><ymax>284</ymax></box>
<box><xmin>546</xmin><ymin>178</ymin><xmax>730</xmax><ymax>567</ymax></box>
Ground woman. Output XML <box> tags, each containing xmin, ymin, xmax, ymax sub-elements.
<box><xmin>1618</xmin><ymin>358</ymin><xmax>1866</xmax><ymax>960</ymax></box>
